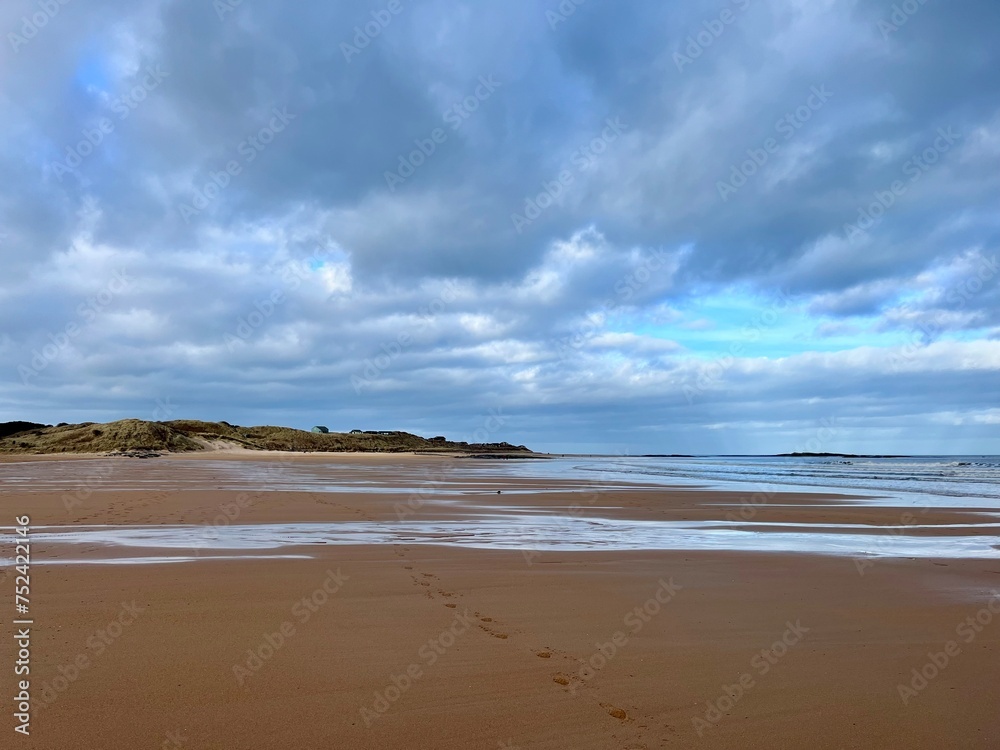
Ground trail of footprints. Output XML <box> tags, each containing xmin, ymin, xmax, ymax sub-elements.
<box><xmin>71</xmin><ymin>490</ymin><xmax>188</xmax><ymax>526</ymax></box>
<box><xmin>393</xmin><ymin>544</ymin><xmax>514</xmax><ymax>635</ymax></box>
<box><xmin>392</xmin><ymin>546</ymin><xmax>668</xmax><ymax>747</ymax></box>
<box><xmin>314</xmin><ymin>493</ymin><xmax>376</xmax><ymax>522</ymax></box>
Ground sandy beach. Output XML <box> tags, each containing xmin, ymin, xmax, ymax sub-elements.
<box><xmin>2</xmin><ymin>453</ymin><xmax>999</xmax><ymax>749</ymax></box>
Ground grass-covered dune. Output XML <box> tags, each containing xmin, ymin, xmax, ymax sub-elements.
<box><xmin>0</xmin><ymin>419</ymin><xmax>532</xmax><ymax>456</ymax></box>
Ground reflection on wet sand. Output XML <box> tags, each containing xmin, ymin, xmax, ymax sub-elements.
<box><xmin>5</xmin><ymin>512</ymin><xmax>1000</xmax><ymax>565</ymax></box>
<box><xmin>2</xmin><ymin>455</ymin><xmax>998</xmax><ymax>565</ymax></box>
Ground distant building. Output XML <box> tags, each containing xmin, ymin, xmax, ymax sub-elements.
<box><xmin>312</xmin><ymin>426</ymin><xmax>329</xmax><ymax>434</ymax></box>
<box><xmin>350</xmin><ymin>429</ymin><xmax>363</xmax><ymax>434</ymax></box>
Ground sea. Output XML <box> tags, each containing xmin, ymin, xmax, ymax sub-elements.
<box><xmin>519</xmin><ymin>455</ymin><xmax>1000</xmax><ymax>507</ymax></box>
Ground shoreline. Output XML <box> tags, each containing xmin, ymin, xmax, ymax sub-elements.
<box><xmin>0</xmin><ymin>449</ymin><xmax>556</xmax><ymax>464</ymax></box>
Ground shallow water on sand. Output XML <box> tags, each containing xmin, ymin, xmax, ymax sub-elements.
<box><xmin>0</xmin><ymin>458</ymin><xmax>640</xmax><ymax>494</ymax></box>
<box><xmin>2</xmin><ymin>455</ymin><xmax>998</xmax><ymax>506</ymax></box>
<box><xmin>4</xmin><ymin>515</ymin><xmax>999</xmax><ymax>565</ymax></box>
<box><xmin>2</xmin><ymin>456</ymin><xmax>998</xmax><ymax>565</ymax></box>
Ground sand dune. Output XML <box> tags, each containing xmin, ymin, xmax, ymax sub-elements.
<box><xmin>0</xmin><ymin>419</ymin><xmax>531</xmax><ymax>456</ymax></box>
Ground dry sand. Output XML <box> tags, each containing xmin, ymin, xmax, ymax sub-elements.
<box><xmin>2</xmin><ymin>454</ymin><xmax>999</xmax><ymax>749</ymax></box>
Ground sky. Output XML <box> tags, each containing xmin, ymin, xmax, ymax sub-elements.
<box><xmin>1</xmin><ymin>0</ymin><xmax>998</xmax><ymax>455</ymax></box>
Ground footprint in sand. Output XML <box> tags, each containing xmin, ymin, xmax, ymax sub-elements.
<box><xmin>538</xmin><ymin>647</ymin><xmax>578</xmax><ymax>663</ymax></box>
<box><xmin>600</xmin><ymin>703</ymin><xmax>629</xmax><ymax>722</ymax></box>
<box><xmin>478</xmin><ymin>624</ymin><xmax>509</xmax><ymax>639</ymax></box>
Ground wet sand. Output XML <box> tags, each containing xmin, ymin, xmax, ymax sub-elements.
<box><xmin>2</xmin><ymin>454</ymin><xmax>1000</xmax><ymax>749</ymax></box>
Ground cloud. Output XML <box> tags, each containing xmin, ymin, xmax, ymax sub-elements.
<box><xmin>1</xmin><ymin>0</ymin><xmax>999</xmax><ymax>453</ymax></box>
